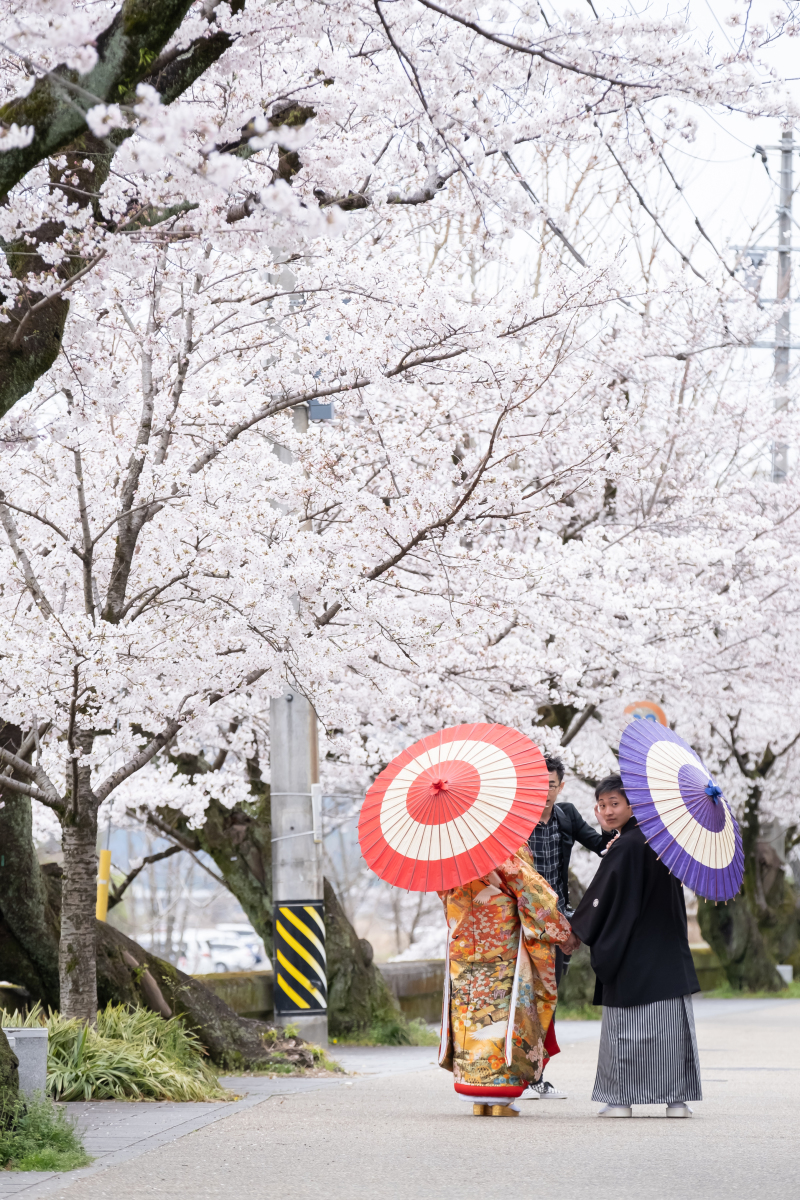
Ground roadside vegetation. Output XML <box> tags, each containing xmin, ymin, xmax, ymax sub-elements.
<box><xmin>332</xmin><ymin>1016</ymin><xmax>439</xmax><ymax>1047</ymax></box>
<box><xmin>0</xmin><ymin>1094</ymin><xmax>90</xmax><ymax>1173</ymax></box>
<box><xmin>700</xmin><ymin>980</ymin><xmax>800</xmax><ymax>1000</ymax></box>
<box><xmin>1</xmin><ymin>1005</ymin><xmax>228</xmax><ymax>1102</ymax></box>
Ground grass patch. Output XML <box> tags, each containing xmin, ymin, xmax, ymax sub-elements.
<box><xmin>240</xmin><ymin>1044</ymin><xmax>343</xmax><ymax>1075</ymax></box>
<box><xmin>1</xmin><ymin>1004</ymin><xmax>229</xmax><ymax>1103</ymax></box>
<box><xmin>556</xmin><ymin>1002</ymin><xmax>602</xmax><ymax>1021</ymax></box>
<box><xmin>0</xmin><ymin>1093</ymin><xmax>91</xmax><ymax>1172</ymax></box>
<box><xmin>332</xmin><ymin>1017</ymin><xmax>439</xmax><ymax>1047</ymax></box>
<box><xmin>700</xmin><ymin>980</ymin><xmax>800</xmax><ymax>1000</ymax></box>
<box><xmin>559</xmin><ymin>984</ymin><xmax>800</xmax><ymax>1012</ymax></box>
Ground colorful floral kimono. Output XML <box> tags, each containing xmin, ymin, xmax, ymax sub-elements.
<box><xmin>438</xmin><ymin>845</ymin><xmax>571</xmax><ymax>1092</ymax></box>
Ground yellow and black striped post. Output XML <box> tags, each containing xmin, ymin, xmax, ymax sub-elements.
<box><xmin>273</xmin><ymin>900</ymin><xmax>327</xmax><ymax>1018</ymax></box>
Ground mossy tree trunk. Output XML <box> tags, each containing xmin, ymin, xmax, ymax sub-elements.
<box><xmin>0</xmin><ymin>739</ymin><xmax>60</xmax><ymax>1007</ymax></box>
<box><xmin>697</xmin><ymin>783</ymin><xmax>798</xmax><ymax>989</ymax></box>
<box><xmin>323</xmin><ymin>879</ymin><xmax>400</xmax><ymax>1037</ymax></box>
<box><xmin>143</xmin><ymin>754</ymin><xmax>397</xmax><ymax>1036</ymax></box>
<box><xmin>0</xmin><ymin>1031</ymin><xmax>19</xmax><ymax>1110</ymax></box>
<box><xmin>0</xmin><ymin>797</ymin><xmax>311</xmax><ymax>1068</ymax></box>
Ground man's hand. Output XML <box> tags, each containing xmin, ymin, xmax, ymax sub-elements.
<box><xmin>561</xmin><ymin>931</ymin><xmax>581</xmax><ymax>956</ymax></box>
<box><xmin>594</xmin><ymin>802</ymin><xmax>615</xmax><ymax>831</ymax></box>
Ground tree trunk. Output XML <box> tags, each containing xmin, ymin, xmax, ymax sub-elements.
<box><xmin>697</xmin><ymin>894</ymin><xmax>783</xmax><ymax>990</ymax></box>
<box><xmin>0</xmin><ymin>854</ymin><xmax>314</xmax><ymax>1069</ymax></box>
<box><xmin>0</xmin><ymin>1030</ymin><xmax>19</xmax><ymax>1111</ymax></box>
<box><xmin>156</xmin><ymin>776</ymin><xmax>398</xmax><ymax>1036</ymax></box>
<box><xmin>696</xmin><ymin>780</ymin><xmax>796</xmax><ymax>991</ymax></box>
<box><xmin>59</xmin><ymin>818</ymin><xmax>99</xmax><ymax>1022</ymax></box>
<box><xmin>324</xmin><ymin>878</ymin><xmax>400</xmax><ymax>1037</ymax></box>
<box><xmin>96</xmin><ymin>922</ymin><xmax>315</xmax><ymax>1069</ymax></box>
<box><xmin>0</xmin><ymin>792</ymin><xmax>60</xmax><ymax>1006</ymax></box>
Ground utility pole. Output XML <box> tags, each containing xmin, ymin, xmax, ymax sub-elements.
<box><xmin>773</xmin><ymin>128</ymin><xmax>793</xmax><ymax>483</ymax></box>
<box><xmin>268</xmin><ymin>280</ymin><xmax>330</xmax><ymax>1042</ymax></box>
<box><xmin>270</xmin><ymin>680</ymin><xmax>327</xmax><ymax>1046</ymax></box>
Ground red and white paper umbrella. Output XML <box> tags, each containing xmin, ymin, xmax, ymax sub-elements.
<box><xmin>358</xmin><ymin>723</ymin><xmax>549</xmax><ymax>892</ymax></box>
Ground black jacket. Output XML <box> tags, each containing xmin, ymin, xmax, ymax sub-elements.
<box><xmin>528</xmin><ymin>801</ymin><xmax>614</xmax><ymax>910</ymax></box>
<box><xmin>570</xmin><ymin>818</ymin><xmax>700</xmax><ymax>1007</ymax></box>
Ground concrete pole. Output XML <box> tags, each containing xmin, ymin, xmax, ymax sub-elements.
<box><xmin>772</xmin><ymin>128</ymin><xmax>793</xmax><ymax>482</ymax></box>
<box><xmin>270</xmin><ymin>404</ymin><xmax>328</xmax><ymax>1046</ymax></box>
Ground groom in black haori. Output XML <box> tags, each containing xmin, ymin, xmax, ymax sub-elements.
<box><xmin>569</xmin><ymin>774</ymin><xmax>702</xmax><ymax>1118</ymax></box>
<box><xmin>522</xmin><ymin>753</ymin><xmax>614</xmax><ymax>1100</ymax></box>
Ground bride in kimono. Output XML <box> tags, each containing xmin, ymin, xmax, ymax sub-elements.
<box><xmin>438</xmin><ymin>843</ymin><xmax>575</xmax><ymax>1116</ymax></box>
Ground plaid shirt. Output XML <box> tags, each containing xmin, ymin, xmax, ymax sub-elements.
<box><xmin>528</xmin><ymin>815</ymin><xmax>567</xmax><ymax>912</ymax></box>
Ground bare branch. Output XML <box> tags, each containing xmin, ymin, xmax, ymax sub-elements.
<box><xmin>501</xmin><ymin>151</ymin><xmax>587</xmax><ymax>267</ymax></box>
<box><xmin>599</xmin><ymin>133</ymin><xmax>706</xmax><ymax>282</ymax></box>
<box><xmin>109</xmin><ymin>843</ymin><xmax>184</xmax><ymax>907</ymax></box>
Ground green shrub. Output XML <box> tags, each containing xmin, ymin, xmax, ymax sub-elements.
<box><xmin>700</xmin><ymin>979</ymin><xmax>800</xmax><ymax>1000</ymax></box>
<box><xmin>1</xmin><ymin>1004</ymin><xmax>228</xmax><ymax>1103</ymax></box>
<box><xmin>0</xmin><ymin>1094</ymin><xmax>91</xmax><ymax>1172</ymax></box>
<box><xmin>333</xmin><ymin>1015</ymin><xmax>439</xmax><ymax>1046</ymax></box>
<box><xmin>556</xmin><ymin>1002</ymin><xmax>602</xmax><ymax>1021</ymax></box>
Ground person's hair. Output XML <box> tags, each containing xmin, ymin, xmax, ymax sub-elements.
<box><xmin>544</xmin><ymin>754</ymin><xmax>565</xmax><ymax>781</ymax></box>
<box><xmin>594</xmin><ymin>773</ymin><xmax>628</xmax><ymax>802</ymax></box>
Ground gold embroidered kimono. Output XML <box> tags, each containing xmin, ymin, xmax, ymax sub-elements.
<box><xmin>438</xmin><ymin>845</ymin><xmax>571</xmax><ymax>1090</ymax></box>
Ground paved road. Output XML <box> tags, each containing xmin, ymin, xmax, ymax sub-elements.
<box><xmin>8</xmin><ymin>999</ymin><xmax>800</xmax><ymax>1200</ymax></box>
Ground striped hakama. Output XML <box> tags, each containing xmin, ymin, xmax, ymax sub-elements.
<box><xmin>592</xmin><ymin>995</ymin><xmax>702</xmax><ymax>1106</ymax></box>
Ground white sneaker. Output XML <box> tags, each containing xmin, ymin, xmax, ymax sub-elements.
<box><xmin>525</xmin><ymin>1080</ymin><xmax>567</xmax><ymax>1099</ymax></box>
<box><xmin>598</xmin><ymin>1105</ymin><xmax>632</xmax><ymax>1118</ymax></box>
<box><xmin>666</xmin><ymin>1103</ymin><xmax>693</xmax><ymax>1118</ymax></box>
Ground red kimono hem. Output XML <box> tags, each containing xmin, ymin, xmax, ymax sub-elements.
<box><xmin>453</xmin><ymin>1083</ymin><xmax>526</xmax><ymax>1097</ymax></box>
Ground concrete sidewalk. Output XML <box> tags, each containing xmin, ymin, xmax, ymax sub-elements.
<box><xmin>2</xmin><ymin>999</ymin><xmax>798</xmax><ymax>1200</ymax></box>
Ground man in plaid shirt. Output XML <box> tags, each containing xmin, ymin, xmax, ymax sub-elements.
<box><xmin>523</xmin><ymin>753</ymin><xmax>613</xmax><ymax>1100</ymax></box>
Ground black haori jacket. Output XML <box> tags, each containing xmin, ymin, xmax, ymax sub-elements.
<box><xmin>570</xmin><ymin>817</ymin><xmax>700</xmax><ymax>1007</ymax></box>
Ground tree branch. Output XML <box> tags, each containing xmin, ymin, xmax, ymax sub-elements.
<box><xmin>560</xmin><ymin>704</ymin><xmax>597</xmax><ymax>747</ymax></box>
<box><xmin>315</xmin><ymin>404</ymin><xmax>509</xmax><ymax>627</ymax></box>
<box><xmin>413</xmin><ymin>0</ymin><xmax>670</xmax><ymax>89</ymax></box>
<box><xmin>95</xmin><ymin>719</ymin><xmax>182</xmax><ymax>803</ymax></box>
<box><xmin>0</xmin><ymin>491</ymin><xmax>53</xmax><ymax>615</ymax></box>
<box><xmin>109</xmin><ymin>843</ymin><xmax>184</xmax><ymax>907</ymax></box>
<box><xmin>387</xmin><ymin>165</ymin><xmax>458</xmax><ymax>205</ymax></box>
<box><xmin>0</xmin><ymin>1</ymin><xmax>197</xmax><ymax>200</ymax></box>
<box><xmin>501</xmin><ymin>151</ymin><xmax>587</xmax><ymax>267</ymax></box>
<box><xmin>0</xmin><ymin>746</ymin><xmax>37</xmax><ymax>781</ymax></box>
<box><xmin>73</xmin><ymin>446</ymin><xmax>95</xmax><ymax>620</ymax></box>
<box><xmin>9</xmin><ymin>253</ymin><xmax>106</xmax><ymax>352</ymax></box>
<box><xmin>599</xmin><ymin>133</ymin><xmax>706</xmax><ymax>282</ymax></box>
<box><xmin>188</xmin><ymin>377</ymin><xmax>370</xmax><ymax>475</ymax></box>
<box><xmin>0</xmin><ymin>774</ymin><xmax>45</xmax><ymax>801</ymax></box>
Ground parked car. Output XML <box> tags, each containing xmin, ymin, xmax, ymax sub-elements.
<box><xmin>216</xmin><ymin>924</ymin><xmax>270</xmax><ymax>969</ymax></box>
<box><xmin>178</xmin><ymin>928</ymin><xmax>260</xmax><ymax>975</ymax></box>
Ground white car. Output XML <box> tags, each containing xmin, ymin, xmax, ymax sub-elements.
<box><xmin>216</xmin><ymin>924</ymin><xmax>270</xmax><ymax>969</ymax></box>
<box><xmin>179</xmin><ymin>929</ymin><xmax>260</xmax><ymax>975</ymax></box>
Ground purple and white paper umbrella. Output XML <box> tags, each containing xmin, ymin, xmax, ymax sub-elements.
<box><xmin>618</xmin><ymin>720</ymin><xmax>744</xmax><ymax>902</ymax></box>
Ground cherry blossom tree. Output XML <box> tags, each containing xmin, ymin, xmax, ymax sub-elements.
<box><xmin>1</xmin><ymin>0</ymin><xmax>799</xmax><ymax>1023</ymax></box>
